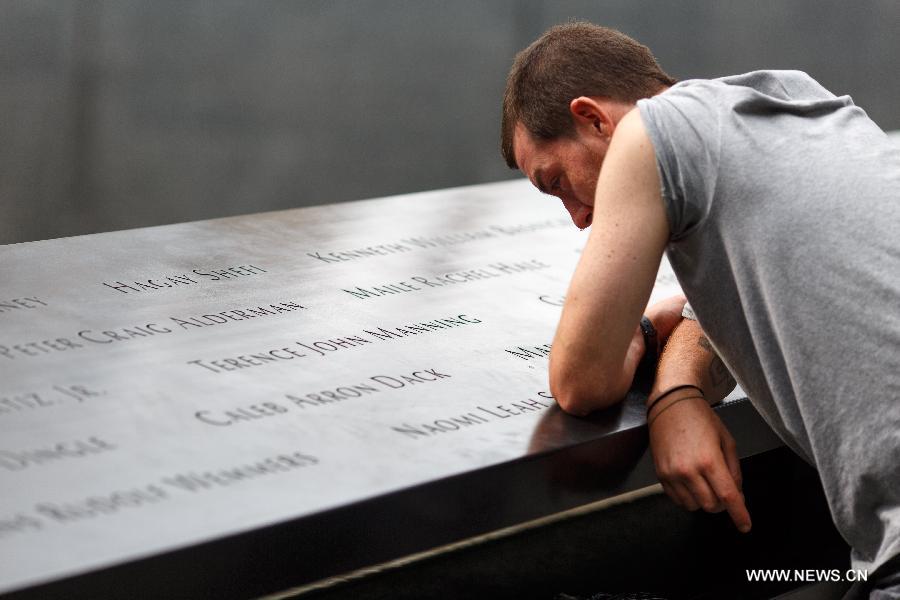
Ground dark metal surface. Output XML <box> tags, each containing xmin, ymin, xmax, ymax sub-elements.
<box><xmin>0</xmin><ymin>180</ymin><xmax>781</xmax><ymax>598</ymax></box>
<box><xmin>282</xmin><ymin>447</ymin><xmax>846</xmax><ymax>600</ymax></box>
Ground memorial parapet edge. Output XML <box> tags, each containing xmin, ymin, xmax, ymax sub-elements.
<box><xmin>0</xmin><ymin>179</ymin><xmax>774</xmax><ymax>599</ymax></box>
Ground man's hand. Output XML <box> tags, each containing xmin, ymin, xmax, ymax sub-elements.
<box><xmin>623</xmin><ymin>294</ymin><xmax>686</xmax><ymax>378</ymax></box>
<box><xmin>643</xmin><ymin>294</ymin><xmax>687</xmax><ymax>346</ymax></box>
<box><xmin>649</xmin><ymin>395</ymin><xmax>751</xmax><ymax>533</ymax></box>
<box><xmin>647</xmin><ymin>318</ymin><xmax>750</xmax><ymax>533</ymax></box>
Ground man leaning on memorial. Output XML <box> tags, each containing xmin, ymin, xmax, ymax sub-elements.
<box><xmin>500</xmin><ymin>21</ymin><xmax>900</xmax><ymax>599</ymax></box>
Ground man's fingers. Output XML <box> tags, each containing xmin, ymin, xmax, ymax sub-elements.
<box><xmin>660</xmin><ymin>481</ymin><xmax>683</xmax><ymax>508</ymax></box>
<box><xmin>686</xmin><ymin>473</ymin><xmax>725</xmax><ymax>513</ymax></box>
<box><xmin>721</xmin><ymin>431</ymin><xmax>743</xmax><ymax>492</ymax></box>
<box><xmin>667</xmin><ymin>480</ymin><xmax>700</xmax><ymax>511</ymax></box>
<box><xmin>706</xmin><ymin>460</ymin><xmax>752</xmax><ymax>533</ymax></box>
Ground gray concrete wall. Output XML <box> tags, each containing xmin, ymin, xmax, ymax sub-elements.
<box><xmin>2</xmin><ymin>1</ymin><xmax>898</xmax><ymax>244</ymax></box>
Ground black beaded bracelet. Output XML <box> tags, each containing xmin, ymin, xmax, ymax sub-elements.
<box><xmin>639</xmin><ymin>316</ymin><xmax>659</xmax><ymax>366</ymax></box>
<box><xmin>646</xmin><ymin>383</ymin><xmax>705</xmax><ymax>418</ymax></box>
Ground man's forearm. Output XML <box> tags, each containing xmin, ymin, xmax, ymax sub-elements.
<box><xmin>652</xmin><ymin>319</ymin><xmax>736</xmax><ymax>405</ymax></box>
<box><xmin>550</xmin><ymin>295</ymin><xmax>688</xmax><ymax>416</ymax></box>
<box><xmin>646</xmin><ymin>317</ymin><xmax>750</xmax><ymax>533</ymax></box>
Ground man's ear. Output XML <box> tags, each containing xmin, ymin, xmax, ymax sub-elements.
<box><xmin>569</xmin><ymin>96</ymin><xmax>615</xmax><ymax>141</ymax></box>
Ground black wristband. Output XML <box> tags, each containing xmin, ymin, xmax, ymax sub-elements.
<box><xmin>647</xmin><ymin>395</ymin><xmax>706</xmax><ymax>428</ymax></box>
<box><xmin>646</xmin><ymin>383</ymin><xmax>705</xmax><ymax>418</ymax></box>
<box><xmin>639</xmin><ymin>316</ymin><xmax>659</xmax><ymax>366</ymax></box>
<box><xmin>634</xmin><ymin>316</ymin><xmax>659</xmax><ymax>392</ymax></box>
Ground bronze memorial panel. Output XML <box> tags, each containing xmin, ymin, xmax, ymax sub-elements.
<box><xmin>0</xmin><ymin>180</ymin><xmax>768</xmax><ymax>598</ymax></box>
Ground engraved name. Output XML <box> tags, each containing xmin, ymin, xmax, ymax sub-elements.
<box><xmin>194</xmin><ymin>368</ymin><xmax>451</xmax><ymax>426</ymax></box>
<box><xmin>342</xmin><ymin>259</ymin><xmax>551</xmax><ymax>300</ymax></box>
<box><xmin>308</xmin><ymin>218</ymin><xmax>569</xmax><ymax>264</ymax></box>
<box><xmin>0</xmin><ymin>297</ymin><xmax>48</xmax><ymax>314</ymax></box>
<box><xmin>505</xmin><ymin>343</ymin><xmax>552</xmax><ymax>361</ymax></box>
<box><xmin>101</xmin><ymin>264</ymin><xmax>267</xmax><ymax>294</ymax></box>
<box><xmin>169</xmin><ymin>302</ymin><xmax>305</xmax><ymax>330</ymax></box>
<box><xmin>186</xmin><ymin>315</ymin><xmax>483</xmax><ymax>374</ymax></box>
<box><xmin>0</xmin><ymin>301</ymin><xmax>304</xmax><ymax>360</ymax></box>
<box><xmin>0</xmin><ymin>513</ymin><xmax>43</xmax><ymax>537</ymax></box>
<box><xmin>8</xmin><ymin>450</ymin><xmax>320</xmax><ymax>533</ymax></box>
<box><xmin>0</xmin><ymin>384</ymin><xmax>106</xmax><ymax>417</ymax></box>
<box><xmin>391</xmin><ymin>391</ymin><xmax>555</xmax><ymax>438</ymax></box>
<box><xmin>0</xmin><ymin>436</ymin><xmax>116</xmax><ymax>472</ymax></box>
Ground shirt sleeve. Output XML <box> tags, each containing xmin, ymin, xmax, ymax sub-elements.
<box><xmin>636</xmin><ymin>83</ymin><xmax>724</xmax><ymax>241</ymax></box>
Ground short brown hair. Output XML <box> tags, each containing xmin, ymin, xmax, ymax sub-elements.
<box><xmin>501</xmin><ymin>22</ymin><xmax>676</xmax><ymax>168</ymax></box>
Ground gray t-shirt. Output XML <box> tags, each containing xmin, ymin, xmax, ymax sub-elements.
<box><xmin>637</xmin><ymin>71</ymin><xmax>900</xmax><ymax>575</ymax></box>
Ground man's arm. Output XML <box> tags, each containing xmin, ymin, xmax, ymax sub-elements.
<box><xmin>648</xmin><ymin>318</ymin><xmax>751</xmax><ymax>533</ymax></box>
<box><xmin>655</xmin><ymin>318</ymin><xmax>737</xmax><ymax>403</ymax></box>
<box><xmin>550</xmin><ymin>108</ymin><xmax>670</xmax><ymax>415</ymax></box>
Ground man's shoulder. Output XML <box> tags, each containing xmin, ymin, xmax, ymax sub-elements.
<box><xmin>665</xmin><ymin>70</ymin><xmax>835</xmax><ymax>103</ymax></box>
<box><xmin>639</xmin><ymin>69</ymin><xmax>841</xmax><ymax>138</ymax></box>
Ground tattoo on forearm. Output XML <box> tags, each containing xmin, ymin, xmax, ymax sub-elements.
<box><xmin>698</xmin><ymin>336</ymin><xmax>736</xmax><ymax>392</ymax></box>
<box><xmin>709</xmin><ymin>356</ymin><xmax>733</xmax><ymax>388</ymax></box>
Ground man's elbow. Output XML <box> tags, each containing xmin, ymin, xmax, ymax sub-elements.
<box><xmin>549</xmin><ymin>365</ymin><xmax>621</xmax><ymax>416</ymax></box>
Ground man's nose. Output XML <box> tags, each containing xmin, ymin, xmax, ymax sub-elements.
<box><xmin>561</xmin><ymin>197</ymin><xmax>592</xmax><ymax>230</ymax></box>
